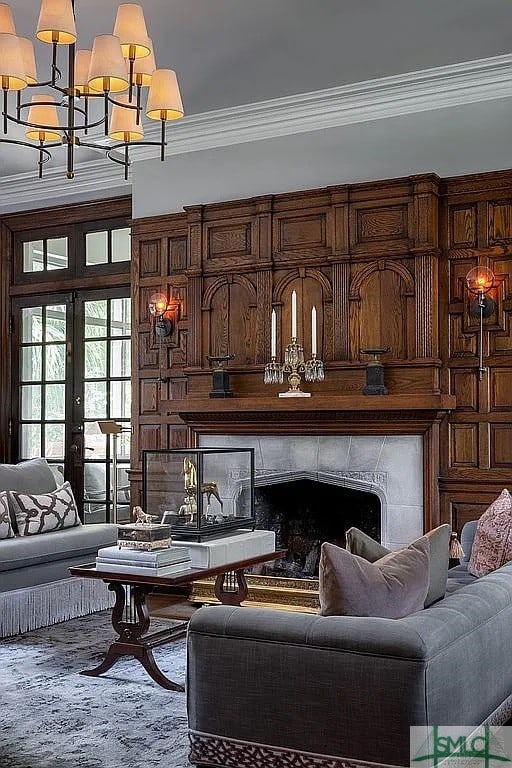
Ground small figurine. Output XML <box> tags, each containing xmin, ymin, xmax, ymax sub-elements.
<box><xmin>133</xmin><ymin>505</ymin><xmax>158</xmax><ymax>525</ymax></box>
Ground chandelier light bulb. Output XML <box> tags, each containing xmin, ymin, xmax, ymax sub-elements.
<box><xmin>88</xmin><ymin>34</ymin><xmax>129</xmax><ymax>93</ymax></box>
<box><xmin>25</xmin><ymin>95</ymin><xmax>61</xmax><ymax>142</ymax></box>
<box><xmin>146</xmin><ymin>69</ymin><xmax>184</xmax><ymax>121</ymax></box>
<box><xmin>0</xmin><ymin>32</ymin><xmax>27</xmax><ymax>90</ymax></box>
<box><xmin>113</xmin><ymin>3</ymin><xmax>150</xmax><ymax>60</ymax></box>
<box><xmin>0</xmin><ymin>2</ymin><xmax>15</xmax><ymax>34</ymax></box>
<box><xmin>36</xmin><ymin>0</ymin><xmax>77</xmax><ymax>45</ymax></box>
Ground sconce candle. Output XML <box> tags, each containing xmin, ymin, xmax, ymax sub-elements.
<box><xmin>311</xmin><ymin>306</ymin><xmax>317</xmax><ymax>356</ymax></box>
<box><xmin>271</xmin><ymin>309</ymin><xmax>277</xmax><ymax>358</ymax></box>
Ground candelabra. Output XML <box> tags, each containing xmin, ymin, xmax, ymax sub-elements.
<box><xmin>264</xmin><ymin>337</ymin><xmax>324</xmax><ymax>397</ymax></box>
<box><xmin>264</xmin><ymin>293</ymin><xmax>325</xmax><ymax>397</ymax></box>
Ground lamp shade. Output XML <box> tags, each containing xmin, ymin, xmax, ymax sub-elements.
<box><xmin>128</xmin><ymin>38</ymin><xmax>155</xmax><ymax>87</ymax></box>
<box><xmin>19</xmin><ymin>37</ymin><xmax>38</xmax><ymax>84</ymax></box>
<box><xmin>109</xmin><ymin>93</ymin><xmax>144</xmax><ymax>141</ymax></box>
<box><xmin>74</xmin><ymin>49</ymin><xmax>93</xmax><ymax>93</ymax></box>
<box><xmin>36</xmin><ymin>0</ymin><xmax>77</xmax><ymax>45</ymax></box>
<box><xmin>0</xmin><ymin>33</ymin><xmax>27</xmax><ymax>90</ymax></box>
<box><xmin>88</xmin><ymin>35</ymin><xmax>129</xmax><ymax>93</ymax></box>
<box><xmin>466</xmin><ymin>266</ymin><xmax>495</xmax><ymax>295</ymax></box>
<box><xmin>25</xmin><ymin>95</ymin><xmax>61</xmax><ymax>142</ymax></box>
<box><xmin>113</xmin><ymin>4</ymin><xmax>150</xmax><ymax>59</ymax></box>
<box><xmin>0</xmin><ymin>3</ymin><xmax>15</xmax><ymax>34</ymax></box>
<box><xmin>146</xmin><ymin>69</ymin><xmax>184</xmax><ymax>121</ymax></box>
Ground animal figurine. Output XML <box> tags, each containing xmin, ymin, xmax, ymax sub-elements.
<box><xmin>133</xmin><ymin>506</ymin><xmax>158</xmax><ymax>525</ymax></box>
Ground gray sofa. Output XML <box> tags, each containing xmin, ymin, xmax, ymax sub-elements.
<box><xmin>186</xmin><ymin>522</ymin><xmax>512</xmax><ymax>768</ymax></box>
<box><xmin>0</xmin><ymin>458</ymin><xmax>118</xmax><ymax>638</ymax></box>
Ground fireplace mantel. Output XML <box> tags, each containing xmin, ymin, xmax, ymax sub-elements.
<box><xmin>164</xmin><ymin>394</ymin><xmax>456</xmax><ymax>435</ymax></box>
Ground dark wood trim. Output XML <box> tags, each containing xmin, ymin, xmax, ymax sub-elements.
<box><xmin>2</xmin><ymin>196</ymin><xmax>131</xmax><ymax>231</ymax></box>
<box><xmin>0</xmin><ymin>222</ymin><xmax>12</xmax><ymax>462</ymax></box>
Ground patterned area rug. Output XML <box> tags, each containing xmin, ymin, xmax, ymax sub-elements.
<box><xmin>0</xmin><ymin>611</ymin><xmax>190</xmax><ymax>768</ymax></box>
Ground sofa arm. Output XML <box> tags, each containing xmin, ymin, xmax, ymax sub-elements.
<box><xmin>187</xmin><ymin>605</ymin><xmax>429</xmax><ymax>767</ymax></box>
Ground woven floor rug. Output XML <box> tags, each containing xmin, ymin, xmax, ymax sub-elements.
<box><xmin>0</xmin><ymin>610</ymin><xmax>191</xmax><ymax>768</ymax></box>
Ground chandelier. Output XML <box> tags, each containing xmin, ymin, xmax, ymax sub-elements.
<box><xmin>0</xmin><ymin>1</ymin><xmax>184</xmax><ymax>180</ymax></box>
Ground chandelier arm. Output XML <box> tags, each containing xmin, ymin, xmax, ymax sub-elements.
<box><xmin>4</xmin><ymin>110</ymin><xmax>106</xmax><ymax>134</ymax></box>
<box><xmin>0</xmin><ymin>136</ymin><xmax>53</xmax><ymax>160</ymax></box>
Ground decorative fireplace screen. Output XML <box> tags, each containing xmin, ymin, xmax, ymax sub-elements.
<box><xmin>142</xmin><ymin>448</ymin><xmax>255</xmax><ymax>541</ymax></box>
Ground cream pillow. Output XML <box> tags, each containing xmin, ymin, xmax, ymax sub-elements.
<box><xmin>468</xmin><ymin>489</ymin><xmax>512</xmax><ymax>577</ymax></box>
<box><xmin>319</xmin><ymin>537</ymin><xmax>430</xmax><ymax>618</ymax></box>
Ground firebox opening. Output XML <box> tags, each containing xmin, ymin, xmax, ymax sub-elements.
<box><xmin>254</xmin><ymin>479</ymin><xmax>381</xmax><ymax>579</ymax></box>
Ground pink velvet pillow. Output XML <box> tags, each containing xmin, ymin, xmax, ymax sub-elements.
<box><xmin>468</xmin><ymin>489</ymin><xmax>512</xmax><ymax>577</ymax></box>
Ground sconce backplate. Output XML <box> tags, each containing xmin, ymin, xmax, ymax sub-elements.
<box><xmin>469</xmin><ymin>296</ymin><xmax>495</xmax><ymax>319</ymax></box>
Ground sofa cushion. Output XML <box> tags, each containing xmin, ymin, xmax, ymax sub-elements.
<box><xmin>0</xmin><ymin>458</ymin><xmax>57</xmax><ymax>495</ymax></box>
<box><xmin>318</xmin><ymin>537</ymin><xmax>430</xmax><ymax>618</ymax></box>
<box><xmin>0</xmin><ymin>492</ymin><xmax>15</xmax><ymax>539</ymax></box>
<box><xmin>0</xmin><ymin>523</ymin><xmax>118</xmax><ymax>572</ymax></box>
<box><xmin>468</xmin><ymin>489</ymin><xmax>512</xmax><ymax>577</ymax></box>
<box><xmin>346</xmin><ymin>524</ymin><xmax>450</xmax><ymax>606</ymax></box>
<box><xmin>9</xmin><ymin>482</ymin><xmax>81</xmax><ymax>536</ymax></box>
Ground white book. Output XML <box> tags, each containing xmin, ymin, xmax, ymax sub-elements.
<box><xmin>95</xmin><ymin>559</ymin><xmax>191</xmax><ymax>577</ymax></box>
<box><xmin>96</xmin><ymin>554</ymin><xmax>191</xmax><ymax>568</ymax></box>
<box><xmin>172</xmin><ymin>529</ymin><xmax>276</xmax><ymax>568</ymax></box>
<box><xmin>97</xmin><ymin>545</ymin><xmax>189</xmax><ymax>565</ymax></box>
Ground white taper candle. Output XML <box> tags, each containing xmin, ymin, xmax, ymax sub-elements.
<box><xmin>291</xmin><ymin>290</ymin><xmax>297</xmax><ymax>339</ymax></box>
<box><xmin>311</xmin><ymin>306</ymin><xmax>317</xmax><ymax>355</ymax></box>
<box><xmin>271</xmin><ymin>308</ymin><xmax>277</xmax><ymax>357</ymax></box>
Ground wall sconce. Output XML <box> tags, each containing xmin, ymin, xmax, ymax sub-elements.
<box><xmin>148</xmin><ymin>291</ymin><xmax>181</xmax><ymax>339</ymax></box>
<box><xmin>465</xmin><ymin>266</ymin><xmax>495</xmax><ymax>380</ymax></box>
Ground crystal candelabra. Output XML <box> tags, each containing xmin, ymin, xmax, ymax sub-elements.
<box><xmin>264</xmin><ymin>336</ymin><xmax>324</xmax><ymax>398</ymax></box>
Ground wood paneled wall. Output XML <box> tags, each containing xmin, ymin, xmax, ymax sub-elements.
<box><xmin>131</xmin><ymin>170</ymin><xmax>512</xmax><ymax>529</ymax></box>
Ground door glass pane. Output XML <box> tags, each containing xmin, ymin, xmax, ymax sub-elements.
<box><xmin>22</xmin><ymin>346</ymin><xmax>42</xmax><ymax>380</ymax></box>
<box><xmin>86</xmin><ymin>231</ymin><xmax>108</xmax><ymax>265</ymax></box>
<box><xmin>85</xmin><ymin>380</ymin><xmax>107</xmax><ymax>418</ymax></box>
<box><xmin>84</xmin><ymin>422</ymin><xmax>107</xmax><ymax>459</ymax></box>
<box><xmin>112</xmin><ymin>228</ymin><xmax>130</xmax><ymax>262</ymax></box>
<box><xmin>45</xmin><ymin>305</ymin><xmax>66</xmax><ymax>341</ymax></box>
<box><xmin>111</xmin><ymin>297</ymin><xmax>131</xmax><ymax>332</ymax></box>
<box><xmin>85</xmin><ymin>340</ymin><xmax>107</xmax><ymax>378</ymax></box>
<box><xmin>84</xmin><ymin>301</ymin><xmax>107</xmax><ymax>338</ymax></box>
<box><xmin>45</xmin><ymin>383</ymin><xmax>65</xmax><ymax>419</ymax></box>
<box><xmin>21</xmin><ymin>385</ymin><xmax>41</xmax><ymax>419</ymax></box>
<box><xmin>45</xmin><ymin>423</ymin><xmax>65</xmax><ymax>459</ymax></box>
<box><xmin>22</xmin><ymin>307</ymin><xmax>43</xmax><ymax>343</ymax></box>
<box><xmin>110</xmin><ymin>339</ymin><xmax>130</xmax><ymax>377</ymax></box>
<box><xmin>21</xmin><ymin>424</ymin><xmax>41</xmax><ymax>458</ymax></box>
<box><xmin>45</xmin><ymin>343</ymin><xmax>66</xmax><ymax>381</ymax></box>
<box><xmin>110</xmin><ymin>381</ymin><xmax>131</xmax><ymax>419</ymax></box>
<box><xmin>23</xmin><ymin>240</ymin><xmax>44</xmax><ymax>272</ymax></box>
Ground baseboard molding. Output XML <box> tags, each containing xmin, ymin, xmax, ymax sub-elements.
<box><xmin>0</xmin><ymin>578</ymin><xmax>115</xmax><ymax>639</ymax></box>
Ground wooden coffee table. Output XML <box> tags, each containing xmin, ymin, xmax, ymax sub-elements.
<box><xmin>69</xmin><ymin>549</ymin><xmax>286</xmax><ymax>691</ymax></box>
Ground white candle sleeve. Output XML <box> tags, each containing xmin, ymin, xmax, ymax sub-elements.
<box><xmin>311</xmin><ymin>306</ymin><xmax>317</xmax><ymax>355</ymax></box>
<box><xmin>271</xmin><ymin>309</ymin><xmax>277</xmax><ymax>357</ymax></box>
<box><xmin>291</xmin><ymin>290</ymin><xmax>297</xmax><ymax>338</ymax></box>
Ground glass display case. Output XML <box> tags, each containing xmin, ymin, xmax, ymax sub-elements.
<box><xmin>142</xmin><ymin>448</ymin><xmax>255</xmax><ymax>541</ymax></box>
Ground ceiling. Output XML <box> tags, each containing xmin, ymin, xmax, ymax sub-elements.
<box><xmin>2</xmin><ymin>0</ymin><xmax>512</xmax><ymax>212</ymax></box>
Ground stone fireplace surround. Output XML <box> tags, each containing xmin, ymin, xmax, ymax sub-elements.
<box><xmin>199</xmin><ymin>434</ymin><xmax>423</xmax><ymax>550</ymax></box>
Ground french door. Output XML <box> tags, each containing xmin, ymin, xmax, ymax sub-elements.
<box><xmin>12</xmin><ymin>288</ymin><xmax>131</xmax><ymax>523</ymax></box>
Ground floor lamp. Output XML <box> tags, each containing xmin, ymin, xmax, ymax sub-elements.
<box><xmin>97</xmin><ymin>420</ymin><xmax>130</xmax><ymax>524</ymax></box>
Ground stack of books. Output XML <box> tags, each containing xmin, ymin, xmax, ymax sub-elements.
<box><xmin>95</xmin><ymin>545</ymin><xmax>191</xmax><ymax>576</ymax></box>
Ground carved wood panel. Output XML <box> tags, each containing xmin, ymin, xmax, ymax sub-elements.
<box><xmin>140</xmin><ymin>239</ymin><xmax>161</xmax><ymax>276</ymax></box>
<box><xmin>449</xmin><ymin>205</ymin><xmax>477</xmax><ymax>248</ymax></box>
<box><xmin>491</xmin><ymin>369</ymin><xmax>512</xmax><ymax>410</ymax></box>
<box><xmin>450</xmin><ymin>370</ymin><xmax>478</xmax><ymax>411</ymax></box>
<box><xmin>489</xmin><ymin>201</ymin><xmax>512</xmax><ymax>244</ymax></box>
<box><xmin>168</xmin><ymin>236</ymin><xmax>187</xmax><ymax>272</ymax></box>
<box><xmin>450</xmin><ymin>423</ymin><xmax>478</xmax><ymax>467</ymax></box>
<box><xmin>490</xmin><ymin>424</ymin><xmax>512</xmax><ymax>468</ymax></box>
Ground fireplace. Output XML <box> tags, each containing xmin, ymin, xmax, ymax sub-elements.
<box><xmin>199</xmin><ymin>434</ymin><xmax>424</xmax><ymax>551</ymax></box>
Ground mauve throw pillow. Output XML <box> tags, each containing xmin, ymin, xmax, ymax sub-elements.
<box><xmin>319</xmin><ymin>537</ymin><xmax>430</xmax><ymax>618</ymax></box>
<box><xmin>9</xmin><ymin>482</ymin><xmax>81</xmax><ymax>536</ymax></box>
<box><xmin>468</xmin><ymin>489</ymin><xmax>512</xmax><ymax>577</ymax></box>
<box><xmin>0</xmin><ymin>491</ymin><xmax>14</xmax><ymax>539</ymax></box>
<box><xmin>346</xmin><ymin>524</ymin><xmax>450</xmax><ymax>606</ymax></box>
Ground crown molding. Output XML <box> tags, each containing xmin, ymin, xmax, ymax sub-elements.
<box><xmin>2</xmin><ymin>53</ymin><xmax>512</xmax><ymax>213</ymax></box>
